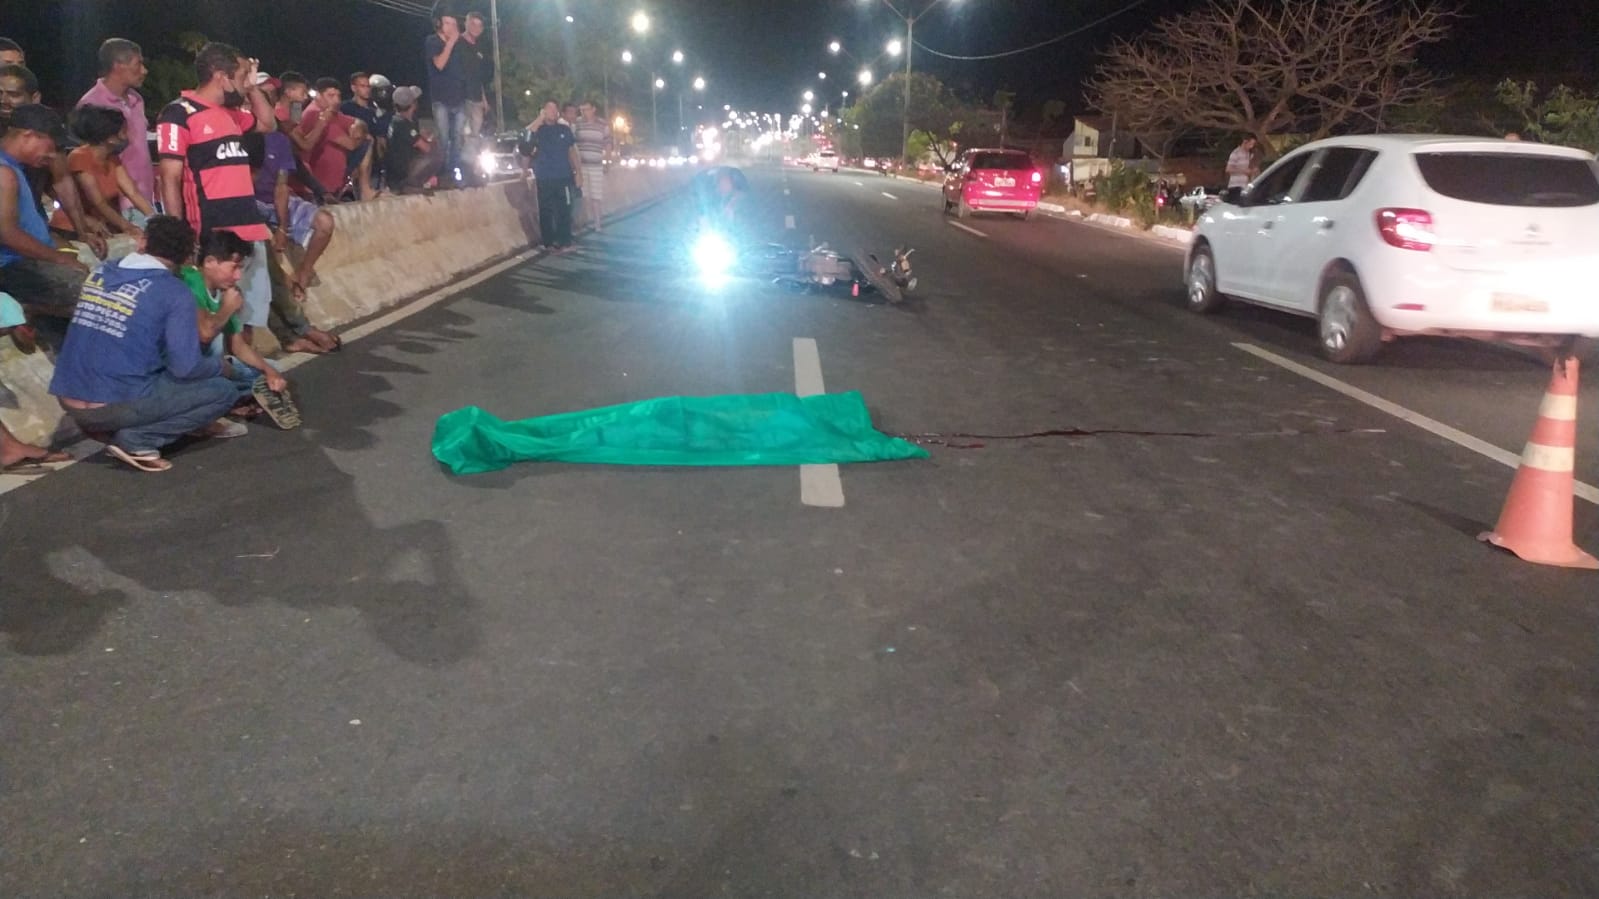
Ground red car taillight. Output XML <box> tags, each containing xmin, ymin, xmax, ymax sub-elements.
<box><xmin>1376</xmin><ymin>208</ymin><xmax>1435</xmax><ymax>251</ymax></box>
<box><xmin>1030</xmin><ymin>170</ymin><xmax>1042</xmax><ymax>184</ymax></box>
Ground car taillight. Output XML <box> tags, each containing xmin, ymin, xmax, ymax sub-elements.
<box><xmin>1030</xmin><ymin>170</ymin><xmax>1042</xmax><ymax>184</ymax></box>
<box><xmin>1376</xmin><ymin>208</ymin><xmax>1435</xmax><ymax>251</ymax></box>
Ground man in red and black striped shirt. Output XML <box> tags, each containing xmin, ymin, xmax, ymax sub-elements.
<box><xmin>157</xmin><ymin>42</ymin><xmax>277</xmax><ymax>334</ymax></box>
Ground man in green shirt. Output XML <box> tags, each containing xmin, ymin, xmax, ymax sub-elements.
<box><xmin>183</xmin><ymin>229</ymin><xmax>298</xmax><ymax>427</ymax></box>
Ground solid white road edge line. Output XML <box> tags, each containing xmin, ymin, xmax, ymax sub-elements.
<box><xmin>793</xmin><ymin>337</ymin><xmax>845</xmax><ymax>508</ymax></box>
<box><xmin>948</xmin><ymin>221</ymin><xmax>988</xmax><ymax>238</ymax></box>
<box><xmin>1233</xmin><ymin>341</ymin><xmax>1599</xmax><ymax>506</ymax></box>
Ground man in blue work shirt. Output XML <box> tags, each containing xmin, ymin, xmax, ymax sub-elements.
<box><xmin>49</xmin><ymin>215</ymin><xmax>240</xmax><ymax>472</ymax></box>
<box><xmin>523</xmin><ymin>100</ymin><xmax>583</xmax><ymax>252</ymax></box>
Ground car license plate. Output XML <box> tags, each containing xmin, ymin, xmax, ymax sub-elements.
<box><xmin>994</xmin><ymin>177</ymin><xmax>1015</xmax><ymax>187</ymax></box>
<box><xmin>1491</xmin><ymin>293</ymin><xmax>1550</xmax><ymax>313</ymax></box>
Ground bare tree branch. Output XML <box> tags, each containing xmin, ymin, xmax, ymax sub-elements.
<box><xmin>1086</xmin><ymin>0</ymin><xmax>1454</xmax><ymax>154</ymax></box>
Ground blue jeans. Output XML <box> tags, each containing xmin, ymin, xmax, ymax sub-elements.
<box><xmin>431</xmin><ymin>101</ymin><xmax>469</xmax><ymax>185</ymax></box>
<box><xmin>64</xmin><ymin>374</ymin><xmax>237</xmax><ymax>454</ymax></box>
<box><xmin>221</xmin><ymin>354</ymin><xmax>276</xmax><ymax>399</ymax></box>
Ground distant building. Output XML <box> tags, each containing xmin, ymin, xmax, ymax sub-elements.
<box><xmin>1065</xmin><ymin>115</ymin><xmax>1141</xmax><ymax>160</ymax></box>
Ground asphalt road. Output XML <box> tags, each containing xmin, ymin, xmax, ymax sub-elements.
<box><xmin>2</xmin><ymin>164</ymin><xmax>1595</xmax><ymax>898</ymax></box>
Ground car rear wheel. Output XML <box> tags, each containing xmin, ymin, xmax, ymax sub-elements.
<box><xmin>1012</xmin><ymin>210</ymin><xmax>1031</xmax><ymax>220</ymax></box>
<box><xmin>1318</xmin><ymin>271</ymin><xmax>1383</xmax><ymax>364</ymax></box>
<box><xmin>957</xmin><ymin>197</ymin><xmax>971</xmax><ymax>219</ymax></box>
<box><xmin>1185</xmin><ymin>244</ymin><xmax>1225</xmax><ymax>313</ymax></box>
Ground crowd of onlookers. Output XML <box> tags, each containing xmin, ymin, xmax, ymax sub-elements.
<box><xmin>0</xmin><ymin>6</ymin><xmax>614</xmax><ymax>475</ymax></box>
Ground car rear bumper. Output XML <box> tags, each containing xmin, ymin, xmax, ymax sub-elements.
<box><xmin>1368</xmin><ymin>258</ymin><xmax>1599</xmax><ymax>338</ymax></box>
<box><xmin>963</xmin><ymin>195</ymin><xmax>1039</xmax><ymax>211</ymax></box>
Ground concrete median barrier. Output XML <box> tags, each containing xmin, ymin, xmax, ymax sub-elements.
<box><xmin>1</xmin><ymin>168</ymin><xmax>690</xmax><ymax>448</ymax></box>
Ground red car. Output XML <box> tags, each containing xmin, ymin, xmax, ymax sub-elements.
<box><xmin>942</xmin><ymin>148</ymin><xmax>1043</xmax><ymax>219</ymax></box>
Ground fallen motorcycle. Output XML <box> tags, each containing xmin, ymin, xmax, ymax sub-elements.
<box><xmin>753</xmin><ymin>243</ymin><xmax>919</xmax><ymax>303</ymax></box>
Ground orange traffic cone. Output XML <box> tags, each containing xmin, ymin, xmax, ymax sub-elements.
<box><xmin>1479</xmin><ymin>357</ymin><xmax>1598</xmax><ymax>569</ymax></box>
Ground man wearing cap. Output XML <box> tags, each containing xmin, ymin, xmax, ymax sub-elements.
<box><xmin>384</xmin><ymin>86</ymin><xmax>443</xmax><ymax>194</ymax></box>
<box><xmin>0</xmin><ymin>104</ymin><xmax>90</xmax><ymax>316</ymax></box>
<box><xmin>77</xmin><ymin>38</ymin><xmax>154</xmax><ymax>209</ymax></box>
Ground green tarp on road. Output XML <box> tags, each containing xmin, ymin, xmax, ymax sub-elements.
<box><xmin>432</xmin><ymin>391</ymin><xmax>930</xmax><ymax>475</ymax></box>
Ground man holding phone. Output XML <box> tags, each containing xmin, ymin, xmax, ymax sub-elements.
<box><xmin>523</xmin><ymin>101</ymin><xmax>582</xmax><ymax>252</ymax></box>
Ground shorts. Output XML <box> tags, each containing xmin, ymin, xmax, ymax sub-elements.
<box><xmin>256</xmin><ymin>198</ymin><xmax>319</xmax><ymax>249</ymax></box>
<box><xmin>581</xmin><ymin>164</ymin><xmax>605</xmax><ymax>202</ymax></box>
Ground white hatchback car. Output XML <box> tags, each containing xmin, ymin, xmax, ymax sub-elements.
<box><xmin>813</xmin><ymin>150</ymin><xmax>840</xmax><ymax>172</ymax></box>
<box><xmin>1184</xmin><ymin>135</ymin><xmax>1599</xmax><ymax>362</ymax></box>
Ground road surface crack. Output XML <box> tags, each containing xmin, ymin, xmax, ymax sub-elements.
<box><xmin>898</xmin><ymin>426</ymin><xmax>1385</xmax><ymax>449</ymax></box>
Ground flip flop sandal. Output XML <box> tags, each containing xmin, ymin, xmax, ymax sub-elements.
<box><xmin>105</xmin><ymin>445</ymin><xmax>171</xmax><ymax>473</ymax></box>
<box><xmin>252</xmin><ymin>377</ymin><xmax>303</xmax><ymax>430</ymax></box>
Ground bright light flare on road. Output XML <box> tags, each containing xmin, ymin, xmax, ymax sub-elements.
<box><xmin>692</xmin><ymin>231</ymin><xmax>737</xmax><ymax>286</ymax></box>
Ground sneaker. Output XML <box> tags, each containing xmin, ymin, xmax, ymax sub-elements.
<box><xmin>106</xmin><ymin>445</ymin><xmax>172</xmax><ymax>473</ymax></box>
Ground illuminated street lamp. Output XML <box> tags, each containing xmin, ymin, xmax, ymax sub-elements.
<box><xmin>654</xmin><ymin>77</ymin><xmax>666</xmax><ymax>89</ymax></box>
<box><xmin>693</xmin><ymin>76</ymin><xmax>707</xmax><ymax>91</ymax></box>
<box><xmin>672</xmin><ymin>49</ymin><xmax>685</xmax><ymax>64</ymax></box>
<box><xmin>886</xmin><ymin>38</ymin><xmax>903</xmax><ymax>56</ymax></box>
<box><xmin>828</xmin><ymin>40</ymin><xmax>842</xmax><ymax>54</ymax></box>
<box><xmin>803</xmin><ymin>90</ymin><xmax>815</xmax><ymax>102</ymax></box>
<box><xmin>858</xmin><ymin>69</ymin><xmax>874</xmax><ymax>86</ymax></box>
<box><xmin>818</xmin><ymin>71</ymin><xmax>827</xmax><ymax>80</ymax></box>
<box><xmin>631</xmin><ymin>11</ymin><xmax>650</xmax><ymax>34</ymax></box>
<box><xmin>801</xmin><ymin>103</ymin><xmax>812</xmax><ymax>115</ymax></box>
<box><xmin>621</xmin><ymin>49</ymin><xmax>634</xmax><ymax>63</ymax></box>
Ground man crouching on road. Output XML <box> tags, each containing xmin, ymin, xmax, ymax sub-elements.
<box><xmin>49</xmin><ymin>215</ymin><xmax>241</xmax><ymax>472</ymax></box>
<box><xmin>183</xmin><ymin>228</ymin><xmax>299</xmax><ymax>429</ymax></box>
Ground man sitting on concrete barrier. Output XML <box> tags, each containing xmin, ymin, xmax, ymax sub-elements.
<box><xmin>0</xmin><ymin>104</ymin><xmax>90</xmax><ymax>318</ymax></box>
<box><xmin>383</xmin><ymin>86</ymin><xmax>442</xmax><ymax>194</ymax></box>
<box><xmin>49</xmin><ymin>215</ymin><xmax>241</xmax><ymax>473</ymax></box>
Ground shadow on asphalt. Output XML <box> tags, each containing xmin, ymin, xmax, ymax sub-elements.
<box><xmin>0</xmin><ymin>321</ymin><xmax>484</xmax><ymax>666</ymax></box>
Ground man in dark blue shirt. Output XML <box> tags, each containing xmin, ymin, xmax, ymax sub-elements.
<box><xmin>422</xmin><ymin>12</ymin><xmax>468</xmax><ymax>187</ymax></box>
<box><xmin>524</xmin><ymin>101</ymin><xmax>583</xmax><ymax>251</ymax></box>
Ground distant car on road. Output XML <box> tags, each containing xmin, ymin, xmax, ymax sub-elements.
<box><xmin>811</xmin><ymin>150</ymin><xmax>840</xmax><ymax>172</ymax></box>
<box><xmin>941</xmin><ymin>148</ymin><xmax>1042</xmax><ymax>219</ymax></box>
<box><xmin>1185</xmin><ymin>135</ymin><xmax>1599</xmax><ymax>363</ymax></box>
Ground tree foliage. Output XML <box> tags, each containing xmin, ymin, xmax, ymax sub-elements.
<box><xmin>1088</xmin><ymin>0</ymin><xmax>1453</xmax><ymax>154</ymax></box>
<box><xmin>841</xmin><ymin>72</ymin><xmax>998</xmax><ymax>164</ymax></box>
<box><xmin>1497</xmin><ymin>81</ymin><xmax>1599</xmax><ymax>153</ymax></box>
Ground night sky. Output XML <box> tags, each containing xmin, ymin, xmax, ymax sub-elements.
<box><xmin>4</xmin><ymin>0</ymin><xmax>1596</xmax><ymax>124</ymax></box>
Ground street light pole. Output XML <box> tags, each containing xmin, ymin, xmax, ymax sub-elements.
<box><xmin>901</xmin><ymin>15</ymin><xmax>912</xmax><ymax>166</ymax></box>
<box><xmin>880</xmin><ymin>0</ymin><xmax>957</xmax><ymax>166</ymax></box>
<box><xmin>490</xmin><ymin>0</ymin><xmax>505</xmax><ymax>131</ymax></box>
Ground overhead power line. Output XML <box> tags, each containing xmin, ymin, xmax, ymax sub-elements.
<box><xmin>354</xmin><ymin>0</ymin><xmax>435</xmax><ymax>18</ymax></box>
<box><xmin>913</xmin><ymin>0</ymin><xmax>1150</xmax><ymax>61</ymax></box>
